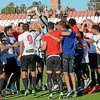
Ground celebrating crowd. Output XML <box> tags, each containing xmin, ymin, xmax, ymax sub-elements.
<box><xmin>0</xmin><ymin>12</ymin><xmax>100</xmax><ymax>100</ymax></box>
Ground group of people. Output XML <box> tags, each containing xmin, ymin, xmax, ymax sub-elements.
<box><xmin>0</xmin><ymin>13</ymin><xmax>100</xmax><ymax>100</ymax></box>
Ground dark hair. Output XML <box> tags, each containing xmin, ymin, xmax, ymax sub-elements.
<box><xmin>23</xmin><ymin>23</ymin><xmax>29</xmax><ymax>31</ymax></box>
<box><xmin>92</xmin><ymin>25</ymin><xmax>100</xmax><ymax>33</ymax></box>
<box><xmin>59</xmin><ymin>20</ymin><xmax>67</xmax><ymax>28</ymax></box>
<box><xmin>18</xmin><ymin>22</ymin><xmax>24</xmax><ymax>27</ymax></box>
<box><xmin>0</xmin><ymin>32</ymin><xmax>5</xmax><ymax>41</ymax></box>
<box><xmin>4</xmin><ymin>25</ymin><xmax>12</xmax><ymax>34</ymax></box>
<box><xmin>68</xmin><ymin>18</ymin><xmax>76</xmax><ymax>26</ymax></box>
<box><xmin>48</xmin><ymin>22</ymin><xmax>54</xmax><ymax>30</ymax></box>
<box><xmin>80</xmin><ymin>31</ymin><xmax>84</xmax><ymax>38</ymax></box>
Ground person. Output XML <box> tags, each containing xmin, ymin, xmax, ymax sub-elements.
<box><xmin>41</xmin><ymin>22</ymin><xmax>72</xmax><ymax>99</ymax></box>
<box><xmin>1</xmin><ymin>26</ymin><xmax>20</xmax><ymax>95</ymax></box>
<box><xmin>18</xmin><ymin>23</ymin><xmax>40</xmax><ymax>96</ymax></box>
<box><xmin>57</xmin><ymin>20</ymin><xmax>77</xmax><ymax>98</ymax></box>
<box><xmin>29</xmin><ymin>23</ymin><xmax>44</xmax><ymax>91</ymax></box>
<box><xmin>84</xmin><ymin>25</ymin><xmax>100</xmax><ymax>94</ymax></box>
<box><xmin>76</xmin><ymin>32</ymin><xmax>91</xmax><ymax>89</ymax></box>
<box><xmin>0</xmin><ymin>32</ymin><xmax>17</xmax><ymax>100</ymax></box>
<box><xmin>41</xmin><ymin>22</ymin><xmax>63</xmax><ymax>99</ymax></box>
<box><xmin>13</xmin><ymin>22</ymin><xmax>24</xmax><ymax>41</ymax></box>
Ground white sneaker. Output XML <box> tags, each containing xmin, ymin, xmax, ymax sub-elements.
<box><xmin>52</xmin><ymin>84</ymin><xmax>58</xmax><ymax>91</ymax></box>
<box><xmin>84</xmin><ymin>78</ymin><xmax>92</xmax><ymax>89</ymax></box>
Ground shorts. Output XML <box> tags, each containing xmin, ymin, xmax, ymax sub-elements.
<box><xmin>0</xmin><ymin>60</ymin><xmax>5</xmax><ymax>74</ymax></box>
<box><xmin>89</xmin><ymin>53</ymin><xmax>97</xmax><ymax>69</ymax></box>
<box><xmin>35</xmin><ymin>55</ymin><xmax>44</xmax><ymax>69</ymax></box>
<box><xmin>21</xmin><ymin>55</ymin><xmax>37</xmax><ymax>71</ymax></box>
<box><xmin>97</xmin><ymin>54</ymin><xmax>100</xmax><ymax>66</ymax></box>
<box><xmin>62</xmin><ymin>54</ymin><xmax>75</xmax><ymax>73</ymax></box>
<box><xmin>46</xmin><ymin>55</ymin><xmax>61</xmax><ymax>72</ymax></box>
<box><xmin>80</xmin><ymin>63</ymin><xmax>88</xmax><ymax>74</ymax></box>
<box><xmin>5</xmin><ymin>57</ymin><xmax>18</xmax><ymax>77</ymax></box>
<box><xmin>75</xmin><ymin>49</ymin><xmax>84</xmax><ymax>68</ymax></box>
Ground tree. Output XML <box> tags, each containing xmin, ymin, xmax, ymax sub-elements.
<box><xmin>88</xmin><ymin>0</ymin><xmax>100</xmax><ymax>10</ymax></box>
<box><xmin>1</xmin><ymin>2</ymin><xmax>27</xmax><ymax>14</ymax></box>
<box><xmin>65</xmin><ymin>6</ymin><xmax>76</xmax><ymax>12</ymax></box>
<box><xmin>20</xmin><ymin>4</ymin><xmax>27</xmax><ymax>13</ymax></box>
<box><xmin>1</xmin><ymin>2</ymin><xmax>15</xmax><ymax>14</ymax></box>
<box><xmin>28</xmin><ymin>1</ymin><xmax>46</xmax><ymax>12</ymax></box>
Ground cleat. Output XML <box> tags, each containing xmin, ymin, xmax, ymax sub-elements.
<box><xmin>84</xmin><ymin>78</ymin><xmax>92</xmax><ymax>89</ymax></box>
<box><xmin>48</xmin><ymin>93</ymin><xmax>53</xmax><ymax>99</ymax></box>
<box><xmin>66</xmin><ymin>90</ymin><xmax>73</xmax><ymax>98</ymax></box>
<box><xmin>17</xmin><ymin>90</ymin><xmax>21</xmax><ymax>95</ymax></box>
<box><xmin>72</xmin><ymin>91</ymin><xmax>77</xmax><ymax>98</ymax></box>
<box><xmin>35</xmin><ymin>84</ymin><xmax>40</xmax><ymax>91</ymax></box>
<box><xmin>59</xmin><ymin>92</ymin><xmax>63</xmax><ymax>99</ymax></box>
<box><xmin>32</xmin><ymin>89</ymin><xmax>36</xmax><ymax>96</ymax></box>
<box><xmin>24</xmin><ymin>89</ymin><xmax>30</xmax><ymax>96</ymax></box>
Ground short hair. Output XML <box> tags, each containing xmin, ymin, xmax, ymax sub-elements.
<box><xmin>4</xmin><ymin>25</ymin><xmax>12</xmax><ymax>34</ymax></box>
<box><xmin>92</xmin><ymin>25</ymin><xmax>100</xmax><ymax>33</ymax></box>
<box><xmin>23</xmin><ymin>23</ymin><xmax>29</xmax><ymax>31</ymax></box>
<box><xmin>48</xmin><ymin>22</ymin><xmax>54</xmax><ymax>30</ymax></box>
<box><xmin>0</xmin><ymin>32</ymin><xmax>5</xmax><ymax>41</ymax></box>
<box><xmin>68</xmin><ymin>18</ymin><xmax>76</xmax><ymax>26</ymax></box>
<box><xmin>18</xmin><ymin>22</ymin><xmax>24</xmax><ymax>27</ymax></box>
<box><xmin>59</xmin><ymin>20</ymin><xmax>67</xmax><ymax>28</ymax></box>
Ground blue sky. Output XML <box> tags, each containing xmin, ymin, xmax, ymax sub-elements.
<box><xmin>0</xmin><ymin>0</ymin><xmax>90</xmax><ymax>11</ymax></box>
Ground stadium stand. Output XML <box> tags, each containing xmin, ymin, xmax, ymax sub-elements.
<box><xmin>0</xmin><ymin>10</ymin><xmax>100</xmax><ymax>32</ymax></box>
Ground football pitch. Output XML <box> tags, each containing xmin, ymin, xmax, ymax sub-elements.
<box><xmin>4</xmin><ymin>68</ymin><xmax>100</xmax><ymax>100</ymax></box>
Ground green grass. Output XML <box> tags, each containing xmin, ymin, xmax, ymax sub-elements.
<box><xmin>3</xmin><ymin>68</ymin><xmax>100</xmax><ymax>100</ymax></box>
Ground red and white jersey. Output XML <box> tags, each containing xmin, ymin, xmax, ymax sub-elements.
<box><xmin>92</xmin><ymin>34</ymin><xmax>100</xmax><ymax>54</ymax></box>
<box><xmin>18</xmin><ymin>31</ymin><xmax>39</xmax><ymax>56</ymax></box>
<box><xmin>85</xmin><ymin>33</ymin><xmax>97</xmax><ymax>53</ymax></box>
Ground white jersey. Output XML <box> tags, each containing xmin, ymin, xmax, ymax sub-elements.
<box><xmin>18</xmin><ymin>31</ymin><xmax>39</xmax><ymax>56</ymax></box>
<box><xmin>92</xmin><ymin>34</ymin><xmax>100</xmax><ymax>54</ymax></box>
<box><xmin>85</xmin><ymin>33</ymin><xmax>97</xmax><ymax>53</ymax></box>
<box><xmin>81</xmin><ymin>39</ymin><xmax>89</xmax><ymax>63</ymax></box>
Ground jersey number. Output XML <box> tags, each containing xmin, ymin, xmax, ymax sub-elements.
<box><xmin>27</xmin><ymin>35</ymin><xmax>33</xmax><ymax>44</ymax></box>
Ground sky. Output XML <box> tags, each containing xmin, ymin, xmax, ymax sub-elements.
<box><xmin>0</xmin><ymin>0</ymin><xmax>90</xmax><ymax>11</ymax></box>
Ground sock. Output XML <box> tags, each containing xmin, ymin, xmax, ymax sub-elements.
<box><xmin>56</xmin><ymin>74</ymin><xmax>63</xmax><ymax>92</ymax></box>
<box><xmin>32</xmin><ymin>77</ymin><xmax>36</xmax><ymax>90</ymax></box>
<box><xmin>91</xmin><ymin>70</ymin><xmax>96</xmax><ymax>87</ymax></box>
<box><xmin>22</xmin><ymin>78</ymin><xmax>28</xmax><ymax>90</ymax></box>
<box><xmin>29</xmin><ymin>73</ymin><xmax>32</xmax><ymax>85</ymax></box>
<box><xmin>36</xmin><ymin>73</ymin><xmax>40</xmax><ymax>84</ymax></box>
<box><xmin>97</xmin><ymin>72</ymin><xmax>100</xmax><ymax>85</ymax></box>
<box><xmin>0</xmin><ymin>78</ymin><xmax>5</xmax><ymax>93</ymax></box>
<box><xmin>36</xmin><ymin>73</ymin><xmax>43</xmax><ymax>85</ymax></box>
<box><xmin>16</xmin><ymin>75</ymin><xmax>20</xmax><ymax>91</ymax></box>
<box><xmin>8</xmin><ymin>74</ymin><xmax>17</xmax><ymax>88</ymax></box>
<box><xmin>47</xmin><ymin>74</ymin><xmax>52</xmax><ymax>94</ymax></box>
<box><xmin>2</xmin><ymin>80</ymin><xmax>7</xmax><ymax>90</ymax></box>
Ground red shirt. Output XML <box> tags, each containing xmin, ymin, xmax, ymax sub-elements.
<box><xmin>43</xmin><ymin>30</ymin><xmax>62</xmax><ymax>56</ymax></box>
<box><xmin>72</xmin><ymin>25</ymin><xmax>82</xmax><ymax>46</ymax></box>
<box><xmin>13</xmin><ymin>30</ymin><xmax>21</xmax><ymax>41</ymax></box>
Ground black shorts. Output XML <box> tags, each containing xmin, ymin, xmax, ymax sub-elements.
<box><xmin>75</xmin><ymin>49</ymin><xmax>84</xmax><ymax>68</ymax></box>
<box><xmin>0</xmin><ymin>60</ymin><xmax>5</xmax><ymax>74</ymax></box>
<box><xmin>21</xmin><ymin>55</ymin><xmax>37</xmax><ymax>71</ymax></box>
<box><xmin>46</xmin><ymin>55</ymin><xmax>61</xmax><ymax>72</ymax></box>
<box><xmin>80</xmin><ymin>63</ymin><xmax>88</xmax><ymax>74</ymax></box>
<box><xmin>97</xmin><ymin>54</ymin><xmax>100</xmax><ymax>66</ymax></box>
<box><xmin>35</xmin><ymin>55</ymin><xmax>44</xmax><ymax>69</ymax></box>
<box><xmin>89</xmin><ymin>53</ymin><xmax>97</xmax><ymax>69</ymax></box>
<box><xmin>5</xmin><ymin>57</ymin><xmax>18</xmax><ymax>77</ymax></box>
